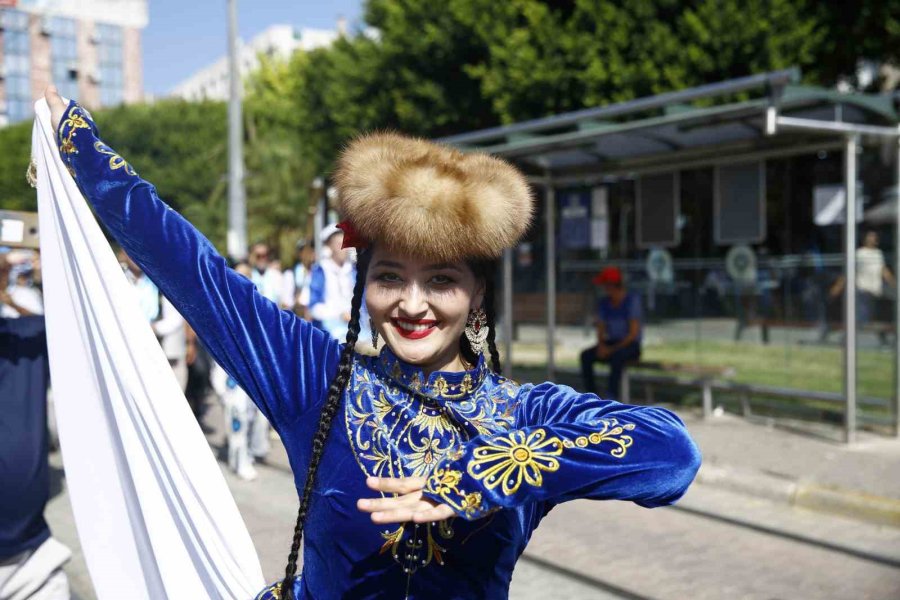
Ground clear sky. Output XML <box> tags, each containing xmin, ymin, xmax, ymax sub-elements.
<box><xmin>142</xmin><ymin>0</ymin><xmax>364</xmax><ymax>96</ymax></box>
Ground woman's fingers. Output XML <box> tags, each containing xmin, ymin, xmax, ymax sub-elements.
<box><xmin>364</xmin><ymin>501</ymin><xmax>453</xmax><ymax>525</ymax></box>
<box><xmin>367</xmin><ymin>506</ymin><xmax>418</xmax><ymax>524</ymax></box>
<box><xmin>411</xmin><ymin>504</ymin><xmax>456</xmax><ymax>523</ymax></box>
<box><xmin>44</xmin><ymin>85</ymin><xmax>67</xmax><ymax>131</ymax></box>
<box><xmin>356</xmin><ymin>492</ymin><xmax>422</xmax><ymax>513</ymax></box>
<box><xmin>359</xmin><ymin>477</ymin><xmax>456</xmax><ymax>524</ymax></box>
<box><xmin>366</xmin><ymin>476</ymin><xmax>426</xmax><ymax>495</ymax></box>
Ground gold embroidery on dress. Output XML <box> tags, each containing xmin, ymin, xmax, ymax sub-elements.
<box><xmin>406</xmin><ymin>436</ymin><xmax>454</xmax><ymax>477</ymax></box>
<box><xmin>94</xmin><ymin>141</ymin><xmax>137</xmax><ymax>176</ymax></box>
<box><xmin>58</xmin><ymin>105</ymin><xmax>90</xmax><ymax>156</ymax></box>
<box><xmin>343</xmin><ymin>353</ymin><xmax>520</xmax><ymax>571</ymax></box>
<box><xmin>467</xmin><ymin>429</ymin><xmax>564</xmax><ymax>496</ymax></box>
<box><xmin>561</xmin><ymin>418</ymin><xmax>636</xmax><ymax>457</ymax></box>
<box><xmin>380</xmin><ymin>521</ymin><xmax>455</xmax><ymax>570</ymax></box>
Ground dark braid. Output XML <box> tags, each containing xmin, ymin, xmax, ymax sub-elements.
<box><xmin>483</xmin><ymin>275</ymin><xmax>502</xmax><ymax>375</ymax></box>
<box><xmin>280</xmin><ymin>248</ymin><xmax>371</xmax><ymax>599</ymax></box>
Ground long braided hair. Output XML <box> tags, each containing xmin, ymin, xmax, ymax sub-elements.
<box><xmin>279</xmin><ymin>252</ymin><xmax>501</xmax><ymax>597</ymax></box>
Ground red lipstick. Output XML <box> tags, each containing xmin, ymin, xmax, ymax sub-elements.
<box><xmin>391</xmin><ymin>317</ymin><xmax>438</xmax><ymax>340</ymax></box>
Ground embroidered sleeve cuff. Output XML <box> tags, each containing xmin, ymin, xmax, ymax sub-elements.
<box><xmin>56</xmin><ymin>100</ymin><xmax>137</xmax><ymax>180</ymax></box>
<box><xmin>422</xmin><ymin>457</ymin><xmax>496</xmax><ymax>521</ymax></box>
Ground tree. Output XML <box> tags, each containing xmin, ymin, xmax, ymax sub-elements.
<box><xmin>0</xmin><ymin>120</ymin><xmax>36</xmax><ymax>212</ymax></box>
<box><xmin>454</xmin><ymin>0</ymin><xmax>827</xmax><ymax>123</ymax></box>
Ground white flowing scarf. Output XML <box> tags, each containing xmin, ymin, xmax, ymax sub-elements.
<box><xmin>32</xmin><ymin>99</ymin><xmax>265</xmax><ymax>599</ymax></box>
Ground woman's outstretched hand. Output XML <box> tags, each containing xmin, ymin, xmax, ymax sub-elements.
<box><xmin>44</xmin><ymin>85</ymin><xmax>67</xmax><ymax>132</ymax></box>
<box><xmin>357</xmin><ymin>476</ymin><xmax>456</xmax><ymax>524</ymax></box>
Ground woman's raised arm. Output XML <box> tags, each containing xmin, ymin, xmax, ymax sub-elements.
<box><xmin>46</xmin><ymin>89</ymin><xmax>340</xmax><ymax>429</ymax></box>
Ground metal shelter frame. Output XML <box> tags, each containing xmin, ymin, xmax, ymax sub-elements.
<box><xmin>442</xmin><ymin>69</ymin><xmax>900</xmax><ymax>443</ymax></box>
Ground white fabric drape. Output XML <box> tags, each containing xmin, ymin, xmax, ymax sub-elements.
<box><xmin>32</xmin><ymin>99</ymin><xmax>265</xmax><ymax>599</ymax></box>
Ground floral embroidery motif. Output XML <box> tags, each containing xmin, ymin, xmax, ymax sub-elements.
<box><xmin>561</xmin><ymin>418</ymin><xmax>636</xmax><ymax>457</ymax></box>
<box><xmin>467</xmin><ymin>429</ymin><xmax>563</xmax><ymax>496</ymax></box>
<box><xmin>58</xmin><ymin>105</ymin><xmax>90</xmax><ymax>156</ymax></box>
<box><xmin>380</xmin><ymin>521</ymin><xmax>454</xmax><ymax>570</ymax></box>
<box><xmin>94</xmin><ymin>141</ymin><xmax>137</xmax><ymax>176</ymax></box>
<box><xmin>406</xmin><ymin>436</ymin><xmax>451</xmax><ymax>477</ymax></box>
<box><xmin>424</xmin><ymin>466</ymin><xmax>486</xmax><ymax>519</ymax></box>
<box><xmin>453</xmin><ymin>418</ymin><xmax>636</xmax><ymax>498</ymax></box>
<box><xmin>343</xmin><ymin>348</ymin><xmax>519</xmax><ymax>569</ymax></box>
<box><xmin>253</xmin><ymin>581</ymin><xmax>284</xmax><ymax>599</ymax></box>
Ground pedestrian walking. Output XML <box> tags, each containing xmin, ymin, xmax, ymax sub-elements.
<box><xmin>47</xmin><ymin>89</ymin><xmax>700</xmax><ymax>600</ymax></box>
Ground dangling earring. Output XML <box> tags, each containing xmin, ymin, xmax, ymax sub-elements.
<box><xmin>465</xmin><ymin>307</ymin><xmax>488</xmax><ymax>355</ymax></box>
<box><xmin>370</xmin><ymin>318</ymin><xmax>379</xmax><ymax>349</ymax></box>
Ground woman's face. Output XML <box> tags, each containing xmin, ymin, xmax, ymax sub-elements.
<box><xmin>366</xmin><ymin>246</ymin><xmax>484</xmax><ymax>374</ymax></box>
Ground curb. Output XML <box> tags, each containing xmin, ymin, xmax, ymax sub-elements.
<box><xmin>695</xmin><ymin>464</ymin><xmax>900</xmax><ymax>528</ymax></box>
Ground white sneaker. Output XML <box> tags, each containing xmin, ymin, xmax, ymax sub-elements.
<box><xmin>237</xmin><ymin>465</ymin><xmax>258</xmax><ymax>481</ymax></box>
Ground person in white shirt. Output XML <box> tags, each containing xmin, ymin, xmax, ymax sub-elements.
<box><xmin>308</xmin><ymin>225</ymin><xmax>356</xmax><ymax>340</ymax></box>
<box><xmin>210</xmin><ymin>264</ymin><xmax>259</xmax><ymax>481</ymax></box>
<box><xmin>856</xmin><ymin>231</ymin><xmax>893</xmax><ymax>297</ymax></box>
<box><xmin>279</xmin><ymin>239</ymin><xmax>315</xmax><ymax>317</ymax></box>
<box><xmin>830</xmin><ymin>231</ymin><xmax>895</xmax><ymax>343</ymax></box>
<box><xmin>249</xmin><ymin>243</ymin><xmax>283</xmax><ymax>305</ymax></box>
<box><xmin>0</xmin><ymin>258</ymin><xmax>43</xmax><ymax>318</ymax></box>
<box><xmin>120</xmin><ymin>250</ymin><xmax>188</xmax><ymax>390</ymax></box>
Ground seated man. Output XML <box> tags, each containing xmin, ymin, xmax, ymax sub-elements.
<box><xmin>580</xmin><ymin>266</ymin><xmax>642</xmax><ymax>399</ymax></box>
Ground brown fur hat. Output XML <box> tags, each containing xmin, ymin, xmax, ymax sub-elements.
<box><xmin>334</xmin><ymin>132</ymin><xmax>533</xmax><ymax>261</ymax></box>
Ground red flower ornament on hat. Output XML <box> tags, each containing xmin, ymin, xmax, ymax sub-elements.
<box><xmin>336</xmin><ymin>220</ymin><xmax>368</xmax><ymax>250</ymax></box>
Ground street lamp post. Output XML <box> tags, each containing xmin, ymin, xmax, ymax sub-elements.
<box><xmin>226</xmin><ymin>0</ymin><xmax>247</xmax><ymax>260</ymax></box>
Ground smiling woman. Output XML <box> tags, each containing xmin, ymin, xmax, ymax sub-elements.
<box><xmin>45</xmin><ymin>87</ymin><xmax>701</xmax><ymax>600</ymax></box>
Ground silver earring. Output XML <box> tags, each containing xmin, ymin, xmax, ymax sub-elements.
<box><xmin>370</xmin><ymin>318</ymin><xmax>379</xmax><ymax>349</ymax></box>
<box><xmin>465</xmin><ymin>307</ymin><xmax>488</xmax><ymax>355</ymax></box>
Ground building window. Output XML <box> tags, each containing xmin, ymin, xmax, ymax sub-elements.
<box><xmin>1</xmin><ymin>9</ymin><xmax>32</xmax><ymax>124</ymax></box>
<box><xmin>95</xmin><ymin>23</ymin><xmax>123</xmax><ymax>106</ymax></box>
<box><xmin>50</xmin><ymin>16</ymin><xmax>79</xmax><ymax>101</ymax></box>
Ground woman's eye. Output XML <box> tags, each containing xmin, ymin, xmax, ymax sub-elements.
<box><xmin>376</xmin><ymin>272</ymin><xmax>402</xmax><ymax>283</ymax></box>
<box><xmin>430</xmin><ymin>275</ymin><xmax>454</xmax><ymax>285</ymax></box>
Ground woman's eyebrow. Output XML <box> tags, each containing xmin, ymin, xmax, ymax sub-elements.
<box><xmin>424</xmin><ymin>263</ymin><xmax>462</xmax><ymax>272</ymax></box>
<box><xmin>372</xmin><ymin>260</ymin><xmax>405</xmax><ymax>269</ymax></box>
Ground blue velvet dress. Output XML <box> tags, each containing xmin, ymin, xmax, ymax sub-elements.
<box><xmin>56</xmin><ymin>102</ymin><xmax>702</xmax><ymax>600</ymax></box>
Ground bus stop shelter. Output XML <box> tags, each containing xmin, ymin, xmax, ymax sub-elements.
<box><xmin>441</xmin><ymin>69</ymin><xmax>900</xmax><ymax>443</ymax></box>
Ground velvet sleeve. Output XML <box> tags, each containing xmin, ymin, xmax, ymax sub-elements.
<box><xmin>55</xmin><ymin>101</ymin><xmax>341</xmax><ymax>428</ymax></box>
<box><xmin>423</xmin><ymin>383</ymin><xmax>701</xmax><ymax>520</ymax></box>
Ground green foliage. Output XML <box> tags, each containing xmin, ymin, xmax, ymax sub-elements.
<box><xmin>453</xmin><ymin>0</ymin><xmax>828</xmax><ymax>123</ymax></box>
<box><xmin>0</xmin><ymin>120</ymin><xmax>36</xmax><ymax>212</ymax></box>
<box><xmin>2</xmin><ymin>0</ymin><xmax>897</xmax><ymax>256</ymax></box>
<box><xmin>100</xmin><ymin>99</ymin><xmax>231</xmax><ymax>250</ymax></box>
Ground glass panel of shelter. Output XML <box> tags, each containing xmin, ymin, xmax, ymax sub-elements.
<box><xmin>547</xmin><ymin>148</ymin><xmax>890</xmax><ymax>432</ymax></box>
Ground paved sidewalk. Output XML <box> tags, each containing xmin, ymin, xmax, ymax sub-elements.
<box><xmin>674</xmin><ymin>407</ymin><xmax>900</xmax><ymax>525</ymax></box>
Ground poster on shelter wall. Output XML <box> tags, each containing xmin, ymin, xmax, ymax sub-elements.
<box><xmin>813</xmin><ymin>184</ymin><xmax>864</xmax><ymax>225</ymax></box>
<box><xmin>590</xmin><ymin>187</ymin><xmax>609</xmax><ymax>250</ymax></box>
<box><xmin>558</xmin><ymin>189</ymin><xmax>590</xmax><ymax>249</ymax></box>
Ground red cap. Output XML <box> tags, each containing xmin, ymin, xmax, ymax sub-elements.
<box><xmin>592</xmin><ymin>266</ymin><xmax>622</xmax><ymax>285</ymax></box>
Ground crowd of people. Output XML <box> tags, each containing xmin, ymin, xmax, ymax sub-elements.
<box><xmin>135</xmin><ymin>223</ymin><xmax>365</xmax><ymax>482</ymax></box>
<box><xmin>0</xmin><ymin>220</ymin><xmax>367</xmax><ymax>598</ymax></box>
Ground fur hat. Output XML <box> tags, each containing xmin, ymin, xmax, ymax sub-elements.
<box><xmin>333</xmin><ymin>132</ymin><xmax>533</xmax><ymax>261</ymax></box>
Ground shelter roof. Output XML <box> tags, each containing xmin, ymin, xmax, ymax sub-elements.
<box><xmin>440</xmin><ymin>69</ymin><xmax>898</xmax><ymax>179</ymax></box>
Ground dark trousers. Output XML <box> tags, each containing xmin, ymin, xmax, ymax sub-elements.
<box><xmin>580</xmin><ymin>340</ymin><xmax>641</xmax><ymax>400</ymax></box>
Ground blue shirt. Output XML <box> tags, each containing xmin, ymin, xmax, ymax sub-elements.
<box><xmin>598</xmin><ymin>292</ymin><xmax>642</xmax><ymax>342</ymax></box>
<box><xmin>59</xmin><ymin>101</ymin><xmax>699</xmax><ymax>600</ymax></box>
<box><xmin>0</xmin><ymin>317</ymin><xmax>51</xmax><ymax>559</ymax></box>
